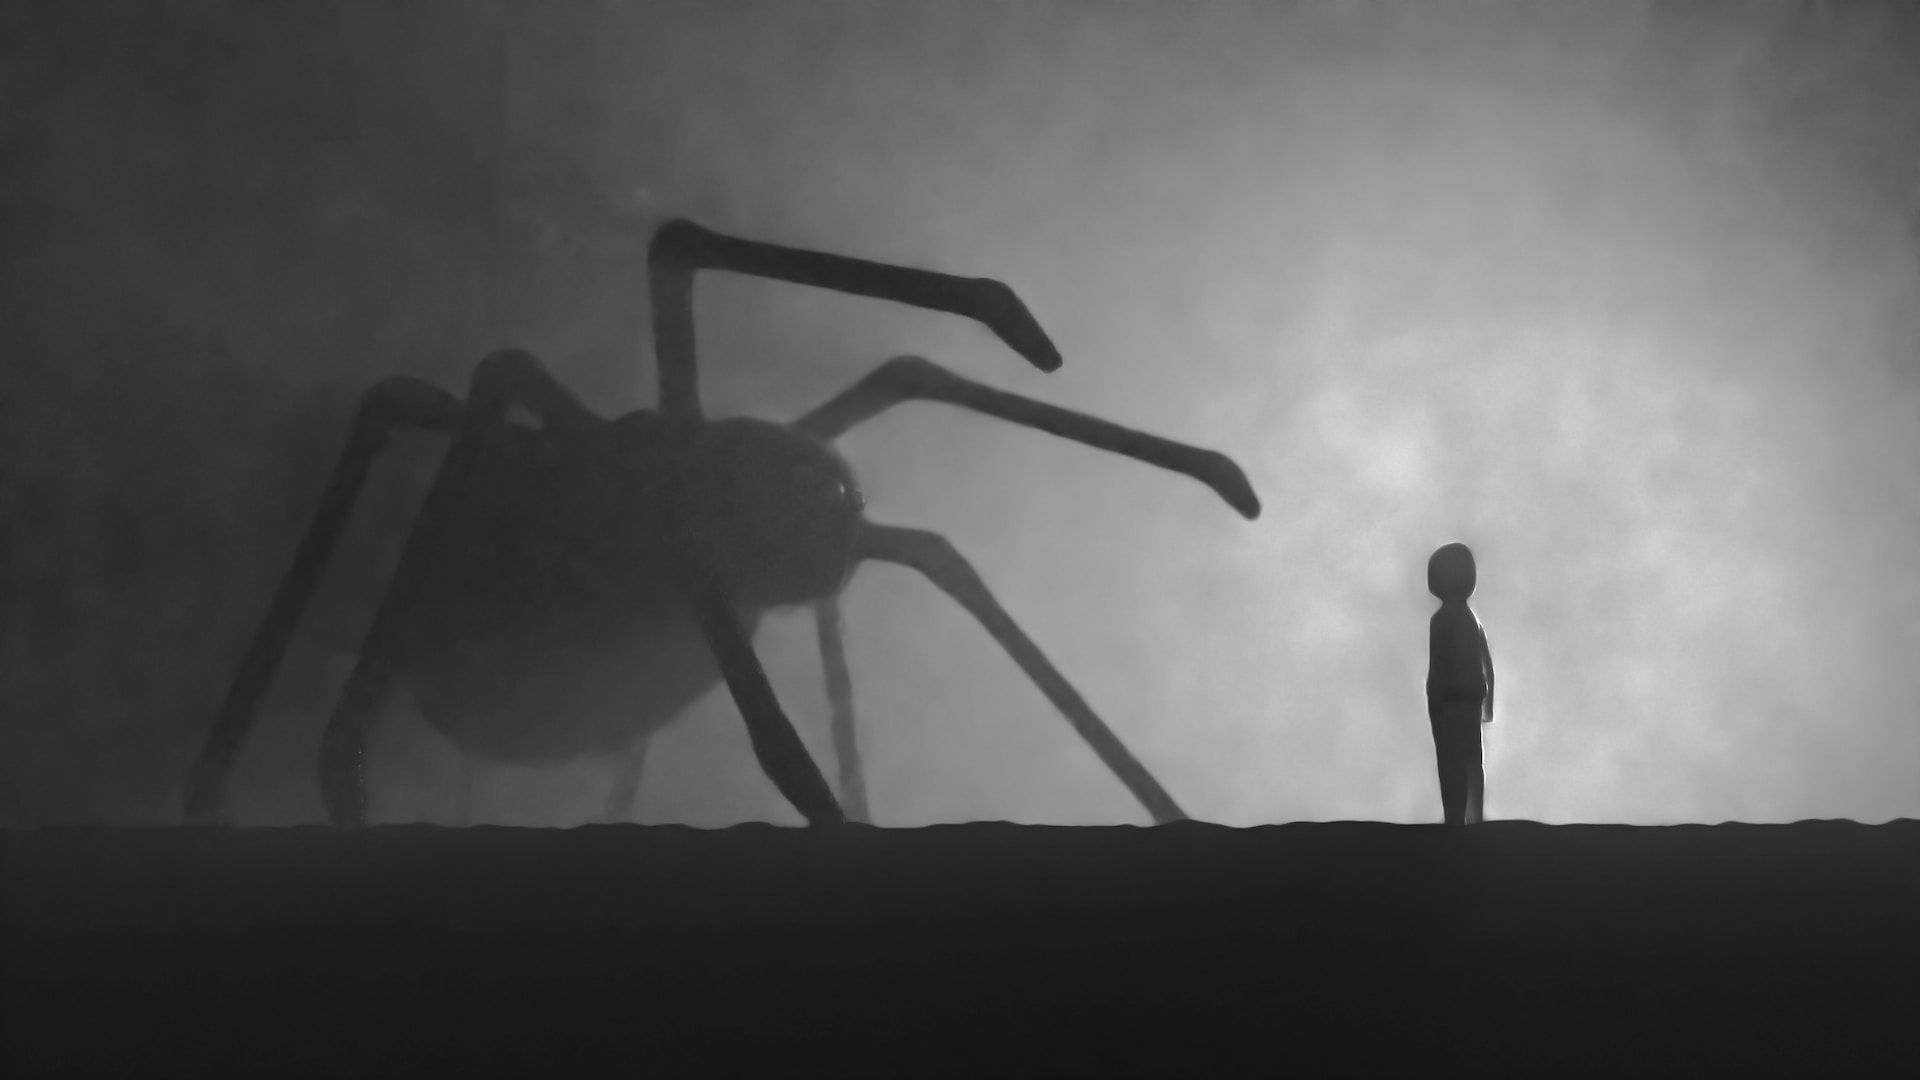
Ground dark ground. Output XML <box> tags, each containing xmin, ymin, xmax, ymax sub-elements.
<box><xmin>4</xmin><ymin>820</ymin><xmax>1917</xmax><ymax>1076</ymax></box>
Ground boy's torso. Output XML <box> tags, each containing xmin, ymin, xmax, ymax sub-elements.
<box><xmin>1427</xmin><ymin>602</ymin><xmax>1487</xmax><ymax>705</ymax></box>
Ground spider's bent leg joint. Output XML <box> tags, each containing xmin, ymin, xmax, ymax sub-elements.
<box><xmin>1191</xmin><ymin>448</ymin><xmax>1262</xmax><ymax>520</ymax></box>
<box><xmin>792</xmin><ymin>356</ymin><xmax>943</xmax><ymax>440</ymax></box>
<box><xmin>874</xmin><ymin>353</ymin><xmax>946</xmax><ymax>389</ymax></box>
<box><xmin>968</xmin><ymin>278</ymin><xmax>1061</xmax><ymax>372</ymax></box>
<box><xmin>646</xmin><ymin>217</ymin><xmax>710</xmax><ymax>270</ymax></box>
<box><xmin>353</xmin><ymin>376</ymin><xmax>463</xmax><ymax>449</ymax></box>
<box><xmin>466</xmin><ymin>349</ymin><xmax>598</xmax><ymax>435</ymax></box>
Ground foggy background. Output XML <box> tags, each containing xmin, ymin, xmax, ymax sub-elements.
<box><xmin>4</xmin><ymin>0</ymin><xmax>1917</xmax><ymax>828</ymax></box>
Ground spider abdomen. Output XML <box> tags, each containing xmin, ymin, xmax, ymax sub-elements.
<box><xmin>402</xmin><ymin>606</ymin><xmax>729</xmax><ymax>762</ymax></box>
<box><xmin>341</xmin><ymin>412</ymin><xmax>869</xmax><ymax>763</ymax></box>
<box><xmin>380</xmin><ymin>422</ymin><xmax>751</xmax><ymax>762</ymax></box>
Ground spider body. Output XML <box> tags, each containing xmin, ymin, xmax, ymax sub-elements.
<box><xmin>388</xmin><ymin>412</ymin><xmax>861</xmax><ymax>763</ymax></box>
<box><xmin>184</xmin><ymin>219</ymin><xmax>1261</xmax><ymax>829</ymax></box>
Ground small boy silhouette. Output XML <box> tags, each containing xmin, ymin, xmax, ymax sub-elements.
<box><xmin>1426</xmin><ymin>543</ymin><xmax>1494</xmax><ymax>826</ymax></box>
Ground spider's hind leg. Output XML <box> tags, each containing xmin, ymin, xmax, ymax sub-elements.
<box><xmin>318</xmin><ymin>634</ymin><xmax>402</xmax><ymax>828</ymax></box>
<box><xmin>684</xmin><ymin>566</ymin><xmax>845</xmax><ymax>827</ymax></box>
<box><xmin>185</xmin><ymin>376</ymin><xmax>460</xmax><ymax>826</ymax></box>
<box><xmin>602</xmin><ymin>737</ymin><xmax>649</xmax><ymax>824</ymax></box>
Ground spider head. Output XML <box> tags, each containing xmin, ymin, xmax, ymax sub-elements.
<box><xmin>673</xmin><ymin>418</ymin><xmax>866</xmax><ymax>608</ymax></box>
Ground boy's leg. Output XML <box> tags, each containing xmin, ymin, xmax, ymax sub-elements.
<box><xmin>1431</xmin><ymin>713</ymin><xmax>1465</xmax><ymax>826</ymax></box>
<box><xmin>1466</xmin><ymin>726</ymin><xmax>1485</xmax><ymax>825</ymax></box>
<box><xmin>1432</xmin><ymin>704</ymin><xmax>1485</xmax><ymax>826</ymax></box>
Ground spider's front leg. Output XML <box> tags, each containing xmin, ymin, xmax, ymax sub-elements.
<box><xmin>680</xmin><ymin>554</ymin><xmax>846</xmax><ymax>827</ymax></box>
<box><xmin>860</xmin><ymin>524</ymin><xmax>1190</xmax><ymax>826</ymax></box>
<box><xmin>797</xmin><ymin>356</ymin><xmax>1260</xmax><ymax>519</ymax></box>
<box><xmin>815</xmin><ymin>596</ymin><xmax>870</xmax><ymax>824</ymax></box>
<box><xmin>647</xmin><ymin>218</ymin><xmax>1062</xmax><ymax>420</ymax></box>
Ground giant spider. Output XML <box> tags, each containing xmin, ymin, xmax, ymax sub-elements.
<box><xmin>183</xmin><ymin>219</ymin><xmax>1261</xmax><ymax>828</ymax></box>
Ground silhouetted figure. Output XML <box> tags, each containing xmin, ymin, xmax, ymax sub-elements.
<box><xmin>1427</xmin><ymin>543</ymin><xmax>1494</xmax><ymax>826</ymax></box>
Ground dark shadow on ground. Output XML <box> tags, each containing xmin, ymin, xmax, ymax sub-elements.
<box><xmin>5</xmin><ymin>821</ymin><xmax>1916</xmax><ymax>1075</ymax></box>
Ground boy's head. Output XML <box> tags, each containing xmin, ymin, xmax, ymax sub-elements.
<box><xmin>1428</xmin><ymin>542</ymin><xmax>1476</xmax><ymax>601</ymax></box>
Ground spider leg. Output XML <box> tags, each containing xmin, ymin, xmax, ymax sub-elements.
<box><xmin>192</xmin><ymin>350</ymin><xmax>596</xmax><ymax>827</ymax></box>
<box><xmin>315</xmin><ymin>351</ymin><xmax>600</xmax><ymax>827</ymax></box>
<box><xmin>648</xmin><ymin>219</ymin><xmax>1062</xmax><ymax>420</ymax></box>
<box><xmin>603</xmin><ymin>736</ymin><xmax>649</xmax><ymax>824</ymax></box>
<box><xmin>466</xmin><ymin>347</ymin><xmax>600</xmax><ymax>434</ymax></box>
<box><xmin>858</xmin><ymin>523</ymin><xmax>1189</xmax><ymax>825</ymax></box>
<box><xmin>318</xmin><ymin>618</ymin><xmax>404</xmax><ymax>828</ymax></box>
<box><xmin>794</xmin><ymin>356</ymin><xmax>1261</xmax><ymax>519</ymax></box>
<box><xmin>815</xmin><ymin>597</ymin><xmax>870</xmax><ymax>824</ymax></box>
<box><xmin>680</xmin><ymin>554</ymin><xmax>845</xmax><ymax>827</ymax></box>
<box><xmin>184</xmin><ymin>376</ymin><xmax>461</xmax><ymax>826</ymax></box>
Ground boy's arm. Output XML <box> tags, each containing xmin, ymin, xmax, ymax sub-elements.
<box><xmin>1479</xmin><ymin>622</ymin><xmax>1495</xmax><ymax>724</ymax></box>
<box><xmin>1426</xmin><ymin>613</ymin><xmax>1447</xmax><ymax>712</ymax></box>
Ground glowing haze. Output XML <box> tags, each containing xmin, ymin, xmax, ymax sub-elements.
<box><xmin>5</xmin><ymin>1</ymin><xmax>1918</xmax><ymax>827</ymax></box>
